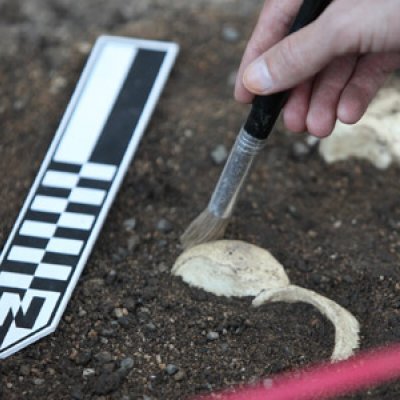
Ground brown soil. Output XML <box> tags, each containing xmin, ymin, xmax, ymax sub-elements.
<box><xmin>1</xmin><ymin>3</ymin><xmax>400</xmax><ymax>400</ymax></box>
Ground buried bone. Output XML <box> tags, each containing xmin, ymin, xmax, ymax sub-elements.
<box><xmin>319</xmin><ymin>86</ymin><xmax>400</xmax><ymax>169</ymax></box>
<box><xmin>172</xmin><ymin>240</ymin><xmax>360</xmax><ymax>362</ymax></box>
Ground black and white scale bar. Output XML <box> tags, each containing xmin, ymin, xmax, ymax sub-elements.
<box><xmin>0</xmin><ymin>36</ymin><xmax>178</xmax><ymax>358</ymax></box>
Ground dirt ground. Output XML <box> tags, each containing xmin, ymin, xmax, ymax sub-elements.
<box><xmin>1</xmin><ymin>1</ymin><xmax>400</xmax><ymax>399</ymax></box>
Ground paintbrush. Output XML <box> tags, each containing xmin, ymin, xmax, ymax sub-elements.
<box><xmin>181</xmin><ymin>0</ymin><xmax>332</xmax><ymax>249</ymax></box>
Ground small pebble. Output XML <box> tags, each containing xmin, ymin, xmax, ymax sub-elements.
<box><xmin>75</xmin><ymin>350</ymin><xmax>92</xmax><ymax>366</ymax></box>
<box><xmin>211</xmin><ymin>145</ymin><xmax>228</xmax><ymax>165</ymax></box>
<box><xmin>156</xmin><ymin>218</ymin><xmax>173</xmax><ymax>233</ymax></box>
<box><xmin>124</xmin><ymin>298</ymin><xmax>137</xmax><ymax>312</ymax></box>
<box><xmin>165</xmin><ymin>364</ymin><xmax>179</xmax><ymax>375</ymax></box>
<box><xmin>291</xmin><ymin>141</ymin><xmax>311</xmax><ymax>160</ymax></box>
<box><xmin>19</xmin><ymin>365</ymin><xmax>30</xmax><ymax>376</ymax></box>
<box><xmin>174</xmin><ymin>369</ymin><xmax>186</xmax><ymax>381</ymax></box>
<box><xmin>142</xmin><ymin>286</ymin><xmax>157</xmax><ymax>301</ymax></box>
<box><xmin>49</xmin><ymin>76</ymin><xmax>67</xmax><ymax>94</ymax></box>
<box><xmin>306</xmin><ymin>135</ymin><xmax>320</xmax><ymax>147</ymax></box>
<box><xmin>158</xmin><ymin>263</ymin><xmax>168</xmax><ymax>273</ymax></box>
<box><xmin>343</xmin><ymin>275</ymin><xmax>354</xmax><ymax>284</ymax></box>
<box><xmin>333</xmin><ymin>220</ymin><xmax>342</xmax><ymax>229</ymax></box>
<box><xmin>112</xmin><ymin>253</ymin><xmax>121</xmax><ymax>262</ymax></box>
<box><xmin>95</xmin><ymin>351</ymin><xmax>112</xmax><ymax>364</ymax></box>
<box><xmin>123</xmin><ymin>218</ymin><xmax>136</xmax><ymax>231</ymax></box>
<box><xmin>78</xmin><ymin>307</ymin><xmax>87</xmax><ymax>317</ymax></box>
<box><xmin>76</xmin><ymin>41</ymin><xmax>91</xmax><ymax>54</ymax></box>
<box><xmin>118</xmin><ymin>316</ymin><xmax>130</xmax><ymax>327</ymax></box>
<box><xmin>207</xmin><ymin>331</ymin><xmax>220</xmax><ymax>341</ymax></box>
<box><xmin>145</xmin><ymin>322</ymin><xmax>157</xmax><ymax>332</ymax></box>
<box><xmin>220</xmin><ymin>343</ymin><xmax>229</xmax><ymax>352</ymax></box>
<box><xmin>33</xmin><ymin>378</ymin><xmax>44</xmax><ymax>385</ymax></box>
<box><xmin>70</xmin><ymin>386</ymin><xmax>84</xmax><ymax>400</ymax></box>
<box><xmin>120</xmin><ymin>357</ymin><xmax>134</xmax><ymax>370</ymax></box>
<box><xmin>222</xmin><ymin>25</ymin><xmax>240</xmax><ymax>42</ymax></box>
<box><xmin>114</xmin><ymin>308</ymin><xmax>124</xmax><ymax>319</ymax></box>
<box><xmin>157</xmin><ymin>239</ymin><xmax>168</xmax><ymax>247</ymax></box>
<box><xmin>105</xmin><ymin>270</ymin><xmax>117</xmax><ymax>285</ymax></box>
<box><xmin>102</xmin><ymin>363</ymin><xmax>115</xmax><ymax>374</ymax></box>
<box><xmin>127</xmin><ymin>235</ymin><xmax>140</xmax><ymax>252</ymax></box>
<box><xmin>82</xmin><ymin>368</ymin><xmax>96</xmax><ymax>378</ymax></box>
<box><xmin>94</xmin><ymin>372</ymin><xmax>121</xmax><ymax>395</ymax></box>
<box><xmin>287</xmin><ymin>205</ymin><xmax>299</xmax><ymax>218</ymax></box>
<box><xmin>184</xmin><ymin>129</ymin><xmax>194</xmax><ymax>138</ymax></box>
<box><xmin>13</xmin><ymin>99</ymin><xmax>25</xmax><ymax>111</ymax></box>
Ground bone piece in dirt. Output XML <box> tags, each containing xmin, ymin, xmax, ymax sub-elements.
<box><xmin>172</xmin><ymin>240</ymin><xmax>360</xmax><ymax>362</ymax></box>
<box><xmin>253</xmin><ymin>286</ymin><xmax>359</xmax><ymax>361</ymax></box>
<box><xmin>172</xmin><ymin>240</ymin><xmax>289</xmax><ymax>297</ymax></box>
<box><xmin>319</xmin><ymin>87</ymin><xmax>400</xmax><ymax>169</ymax></box>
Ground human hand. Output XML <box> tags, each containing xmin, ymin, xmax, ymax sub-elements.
<box><xmin>235</xmin><ymin>0</ymin><xmax>400</xmax><ymax>137</ymax></box>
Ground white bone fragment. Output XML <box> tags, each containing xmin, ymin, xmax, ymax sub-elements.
<box><xmin>319</xmin><ymin>87</ymin><xmax>400</xmax><ymax>169</ymax></box>
<box><xmin>172</xmin><ymin>240</ymin><xmax>360</xmax><ymax>362</ymax></box>
<box><xmin>253</xmin><ymin>286</ymin><xmax>359</xmax><ymax>361</ymax></box>
<box><xmin>172</xmin><ymin>240</ymin><xmax>289</xmax><ymax>297</ymax></box>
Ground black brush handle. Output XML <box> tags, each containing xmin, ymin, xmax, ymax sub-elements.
<box><xmin>244</xmin><ymin>0</ymin><xmax>332</xmax><ymax>140</ymax></box>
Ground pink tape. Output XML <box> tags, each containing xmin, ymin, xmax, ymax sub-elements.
<box><xmin>197</xmin><ymin>343</ymin><xmax>400</xmax><ymax>400</ymax></box>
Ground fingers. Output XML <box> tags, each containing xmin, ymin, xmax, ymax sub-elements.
<box><xmin>243</xmin><ymin>10</ymin><xmax>338</xmax><ymax>96</ymax></box>
<box><xmin>242</xmin><ymin>0</ymin><xmax>400</xmax><ymax>97</ymax></box>
<box><xmin>283</xmin><ymin>56</ymin><xmax>358</xmax><ymax>136</ymax></box>
<box><xmin>338</xmin><ymin>53</ymin><xmax>400</xmax><ymax>124</ymax></box>
<box><xmin>234</xmin><ymin>0</ymin><xmax>303</xmax><ymax>103</ymax></box>
<box><xmin>283</xmin><ymin>80</ymin><xmax>313</xmax><ymax>133</ymax></box>
<box><xmin>306</xmin><ymin>55</ymin><xmax>358</xmax><ymax>137</ymax></box>
<box><xmin>236</xmin><ymin>0</ymin><xmax>400</xmax><ymax>139</ymax></box>
<box><xmin>283</xmin><ymin>53</ymin><xmax>400</xmax><ymax>137</ymax></box>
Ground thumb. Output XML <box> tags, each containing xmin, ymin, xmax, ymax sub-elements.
<box><xmin>243</xmin><ymin>16</ymin><xmax>337</xmax><ymax>95</ymax></box>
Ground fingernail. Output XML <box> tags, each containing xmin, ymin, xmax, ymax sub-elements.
<box><xmin>244</xmin><ymin>59</ymin><xmax>273</xmax><ymax>93</ymax></box>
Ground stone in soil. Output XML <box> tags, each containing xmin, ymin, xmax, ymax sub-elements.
<box><xmin>207</xmin><ymin>331</ymin><xmax>220</xmax><ymax>341</ymax></box>
<box><xmin>19</xmin><ymin>365</ymin><xmax>30</xmax><ymax>376</ymax></box>
<box><xmin>94</xmin><ymin>371</ymin><xmax>122</xmax><ymax>395</ymax></box>
<box><xmin>222</xmin><ymin>25</ymin><xmax>240</xmax><ymax>42</ymax></box>
<box><xmin>75</xmin><ymin>351</ymin><xmax>92</xmax><ymax>366</ymax></box>
<box><xmin>70</xmin><ymin>386</ymin><xmax>84</xmax><ymax>400</ymax></box>
<box><xmin>291</xmin><ymin>141</ymin><xmax>311</xmax><ymax>161</ymax></box>
<box><xmin>95</xmin><ymin>351</ymin><xmax>113</xmax><ymax>364</ymax></box>
<box><xmin>156</xmin><ymin>218</ymin><xmax>173</xmax><ymax>233</ymax></box>
<box><xmin>127</xmin><ymin>234</ymin><xmax>140</xmax><ymax>252</ymax></box>
<box><xmin>174</xmin><ymin>370</ymin><xmax>186</xmax><ymax>381</ymax></box>
<box><xmin>120</xmin><ymin>357</ymin><xmax>134</xmax><ymax>370</ymax></box>
<box><xmin>123</xmin><ymin>217</ymin><xmax>137</xmax><ymax>231</ymax></box>
<box><xmin>211</xmin><ymin>144</ymin><xmax>228</xmax><ymax>165</ymax></box>
<box><xmin>83</xmin><ymin>368</ymin><xmax>96</xmax><ymax>378</ymax></box>
<box><xmin>165</xmin><ymin>364</ymin><xmax>179</xmax><ymax>375</ymax></box>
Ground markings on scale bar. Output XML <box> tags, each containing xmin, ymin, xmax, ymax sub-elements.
<box><xmin>0</xmin><ymin>35</ymin><xmax>179</xmax><ymax>358</ymax></box>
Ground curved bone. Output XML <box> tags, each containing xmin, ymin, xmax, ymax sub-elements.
<box><xmin>253</xmin><ymin>285</ymin><xmax>360</xmax><ymax>361</ymax></box>
<box><xmin>172</xmin><ymin>240</ymin><xmax>289</xmax><ymax>297</ymax></box>
<box><xmin>172</xmin><ymin>240</ymin><xmax>360</xmax><ymax>362</ymax></box>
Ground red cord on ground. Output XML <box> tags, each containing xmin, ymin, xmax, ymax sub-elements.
<box><xmin>196</xmin><ymin>343</ymin><xmax>400</xmax><ymax>400</ymax></box>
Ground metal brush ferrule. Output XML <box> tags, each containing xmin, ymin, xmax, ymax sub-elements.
<box><xmin>207</xmin><ymin>127</ymin><xmax>266</xmax><ymax>219</ymax></box>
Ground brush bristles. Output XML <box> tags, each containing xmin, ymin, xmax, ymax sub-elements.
<box><xmin>180</xmin><ymin>208</ymin><xmax>230</xmax><ymax>249</ymax></box>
